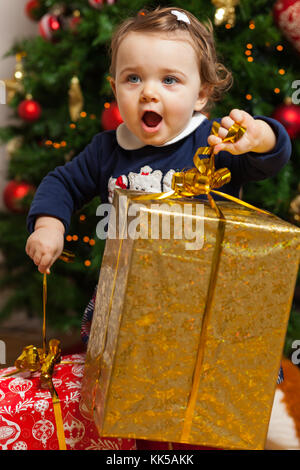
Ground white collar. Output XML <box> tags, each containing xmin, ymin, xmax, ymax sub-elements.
<box><xmin>116</xmin><ymin>112</ymin><xmax>207</xmax><ymax>150</ymax></box>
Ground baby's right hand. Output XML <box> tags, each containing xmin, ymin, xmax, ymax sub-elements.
<box><xmin>25</xmin><ymin>217</ymin><xmax>65</xmax><ymax>274</ymax></box>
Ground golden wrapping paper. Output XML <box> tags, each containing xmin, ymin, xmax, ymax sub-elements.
<box><xmin>81</xmin><ymin>188</ymin><xmax>300</xmax><ymax>450</ymax></box>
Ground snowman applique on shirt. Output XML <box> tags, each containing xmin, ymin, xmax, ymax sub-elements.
<box><xmin>107</xmin><ymin>166</ymin><xmax>175</xmax><ymax>203</ymax></box>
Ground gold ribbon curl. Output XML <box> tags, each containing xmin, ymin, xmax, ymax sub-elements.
<box><xmin>133</xmin><ymin>121</ymin><xmax>271</xmax><ymax>443</ymax></box>
<box><xmin>2</xmin><ymin>251</ymin><xmax>77</xmax><ymax>450</ymax></box>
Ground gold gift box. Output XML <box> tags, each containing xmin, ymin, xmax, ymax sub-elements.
<box><xmin>81</xmin><ymin>188</ymin><xmax>300</xmax><ymax>450</ymax></box>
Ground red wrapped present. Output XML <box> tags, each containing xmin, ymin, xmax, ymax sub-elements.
<box><xmin>0</xmin><ymin>353</ymin><xmax>136</xmax><ymax>450</ymax></box>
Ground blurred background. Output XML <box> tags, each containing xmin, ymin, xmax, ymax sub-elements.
<box><xmin>0</xmin><ymin>0</ymin><xmax>299</xmax><ymax>368</ymax></box>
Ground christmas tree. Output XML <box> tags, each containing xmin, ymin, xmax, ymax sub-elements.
<box><xmin>0</xmin><ymin>0</ymin><xmax>299</xmax><ymax>359</ymax></box>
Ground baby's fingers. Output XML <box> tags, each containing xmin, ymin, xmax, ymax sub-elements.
<box><xmin>207</xmin><ymin>134</ymin><xmax>222</xmax><ymax>146</ymax></box>
<box><xmin>37</xmin><ymin>253</ymin><xmax>53</xmax><ymax>274</ymax></box>
<box><xmin>207</xmin><ymin>134</ymin><xmax>227</xmax><ymax>154</ymax></box>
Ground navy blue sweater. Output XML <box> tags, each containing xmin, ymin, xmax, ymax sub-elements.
<box><xmin>27</xmin><ymin>116</ymin><xmax>291</xmax><ymax>234</ymax></box>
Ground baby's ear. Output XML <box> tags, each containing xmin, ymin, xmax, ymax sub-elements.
<box><xmin>194</xmin><ymin>95</ymin><xmax>207</xmax><ymax>112</ymax></box>
<box><xmin>108</xmin><ymin>76</ymin><xmax>117</xmax><ymax>98</ymax></box>
<box><xmin>194</xmin><ymin>86</ymin><xmax>212</xmax><ymax>112</ymax></box>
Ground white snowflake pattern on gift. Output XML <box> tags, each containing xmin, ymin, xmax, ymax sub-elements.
<box><xmin>35</xmin><ymin>391</ymin><xmax>52</xmax><ymax>399</ymax></box>
<box><xmin>15</xmin><ymin>398</ymin><xmax>35</xmax><ymax>413</ymax></box>
<box><xmin>34</xmin><ymin>399</ymin><xmax>49</xmax><ymax>417</ymax></box>
<box><xmin>12</xmin><ymin>440</ymin><xmax>27</xmax><ymax>450</ymax></box>
<box><xmin>65</xmin><ymin>380</ymin><xmax>82</xmax><ymax>389</ymax></box>
<box><xmin>32</xmin><ymin>419</ymin><xmax>54</xmax><ymax>448</ymax></box>
<box><xmin>71</xmin><ymin>364</ymin><xmax>84</xmax><ymax>377</ymax></box>
<box><xmin>8</xmin><ymin>378</ymin><xmax>32</xmax><ymax>399</ymax></box>
<box><xmin>0</xmin><ymin>415</ymin><xmax>21</xmax><ymax>450</ymax></box>
<box><xmin>85</xmin><ymin>437</ymin><xmax>130</xmax><ymax>450</ymax></box>
<box><xmin>63</xmin><ymin>411</ymin><xmax>85</xmax><ymax>449</ymax></box>
<box><xmin>52</xmin><ymin>378</ymin><xmax>62</xmax><ymax>389</ymax></box>
<box><xmin>63</xmin><ymin>391</ymin><xmax>81</xmax><ymax>408</ymax></box>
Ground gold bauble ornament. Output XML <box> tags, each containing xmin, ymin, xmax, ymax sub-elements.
<box><xmin>5</xmin><ymin>136</ymin><xmax>24</xmax><ymax>159</ymax></box>
<box><xmin>68</xmin><ymin>76</ymin><xmax>84</xmax><ymax>122</ymax></box>
<box><xmin>2</xmin><ymin>53</ymin><xmax>25</xmax><ymax>104</ymax></box>
<box><xmin>211</xmin><ymin>0</ymin><xmax>240</xmax><ymax>27</ymax></box>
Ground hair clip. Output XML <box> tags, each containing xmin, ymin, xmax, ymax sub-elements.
<box><xmin>171</xmin><ymin>10</ymin><xmax>191</xmax><ymax>24</ymax></box>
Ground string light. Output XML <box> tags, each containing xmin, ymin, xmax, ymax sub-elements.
<box><xmin>70</xmin><ymin>123</ymin><xmax>76</xmax><ymax>129</ymax></box>
<box><xmin>89</xmin><ymin>239</ymin><xmax>96</xmax><ymax>246</ymax></box>
<box><xmin>79</xmin><ymin>214</ymin><xmax>86</xmax><ymax>221</ymax></box>
<box><xmin>66</xmin><ymin>235</ymin><xmax>72</xmax><ymax>242</ymax></box>
<box><xmin>83</xmin><ymin>236</ymin><xmax>90</xmax><ymax>243</ymax></box>
<box><xmin>276</xmin><ymin>45</ymin><xmax>283</xmax><ymax>51</ymax></box>
<box><xmin>44</xmin><ymin>140</ymin><xmax>67</xmax><ymax>148</ymax></box>
<box><xmin>246</xmin><ymin>43</ymin><xmax>253</xmax><ymax>49</ymax></box>
<box><xmin>247</xmin><ymin>57</ymin><xmax>254</xmax><ymax>62</ymax></box>
<box><xmin>104</xmin><ymin>102</ymin><xmax>110</xmax><ymax>109</ymax></box>
<box><xmin>245</xmin><ymin>94</ymin><xmax>252</xmax><ymax>100</ymax></box>
<box><xmin>274</xmin><ymin>88</ymin><xmax>280</xmax><ymax>94</ymax></box>
<box><xmin>245</xmin><ymin>50</ymin><xmax>251</xmax><ymax>56</ymax></box>
<box><xmin>278</xmin><ymin>69</ymin><xmax>285</xmax><ymax>75</ymax></box>
<box><xmin>84</xmin><ymin>260</ymin><xmax>91</xmax><ymax>267</ymax></box>
<box><xmin>14</xmin><ymin>70</ymin><xmax>23</xmax><ymax>80</ymax></box>
<box><xmin>72</xmin><ymin>235</ymin><xmax>78</xmax><ymax>241</ymax></box>
<box><xmin>249</xmin><ymin>21</ymin><xmax>255</xmax><ymax>30</ymax></box>
<box><xmin>225</xmin><ymin>23</ymin><xmax>231</xmax><ymax>29</ymax></box>
<box><xmin>80</xmin><ymin>111</ymin><xmax>87</xmax><ymax>118</ymax></box>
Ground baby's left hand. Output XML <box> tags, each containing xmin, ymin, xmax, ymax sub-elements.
<box><xmin>207</xmin><ymin>109</ymin><xmax>276</xmax><ymax>155</ymax></box>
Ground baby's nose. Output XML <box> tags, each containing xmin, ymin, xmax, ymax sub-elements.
<box><xmin>140</xmin><ymin>82</ymin><xmax>159</xmax><ymax>103</ymax></box>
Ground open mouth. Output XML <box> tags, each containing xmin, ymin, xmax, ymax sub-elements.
<box><xmin>142</xmin><ymin>111</ymin><xmax>162</xmax><ymax>129</ymax></box>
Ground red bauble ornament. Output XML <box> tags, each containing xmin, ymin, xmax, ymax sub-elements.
<box><xmin>39</xmin><ymin>13</ymin><xmax>61</xmax><ymax>41</ymax></box>
<box><xmin>272</xmin><ymin>103</ymin><xmax>300</xmax><ymax>139</ymax></box>
<box><xmin>88</xmin><ymin>0</ymin><xmax>104</xmax><ymax>9</ymax></box>
<box><xmin>25</xmin><ymin>0</ymin><xmax>40</xmax><ymax>20</ymax></box>
<box><xmin>3</xmin><ymin>181</ymin><xmax>35</xmax><ymax>213</ymax></box>
<box><xmin>18</xmin><ymin>99</ymin><xmax>42</xmax><ymax>122</ymax></box>
<box><xmin>273</xmin><ymin>0</ymin><xmax>300</xmax><ymax>53</ymax></box>
<box><xmin>68</xmin><ymin>15</ymin><xmax>81</xmax><ymax>33</ymax></box>
<box><xmin>88</xmin><ymin>0</ymin><xmax>115</xmax><ymax>9</ymax></box>
<box><xmin>101</xmin><ymin>102</ymin><xmax>123</xmax><ymax>130</ymax></box>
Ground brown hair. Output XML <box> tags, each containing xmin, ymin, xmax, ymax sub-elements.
<box><xmin>109</xmin><ymin>6</ymin><xmax>233</xmax><ymax>109</ymax></box>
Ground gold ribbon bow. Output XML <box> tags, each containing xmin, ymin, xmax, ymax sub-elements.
<box><xmin>132</xmin><ymin>121</ymin><xmax>270</xmax><ymax>442</ymax></box>
<box><xmin>3</xmin><ymin>274</ymin><xmax>66</xmax><ymax>450</ymax></box>
<box><xmin>133</xmin><ymin>121</ymin><xmax>269</xmax><ymax>219</ymax></box>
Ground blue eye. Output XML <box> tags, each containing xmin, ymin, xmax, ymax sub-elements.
<box><xmin>128</xmin><ymin>75</ymin><xmax>140</xmax><ymax>83</ymax></box>
<box><xmin>163</xmin><ymin>76</ymin><xmax>178</xmax><ymax>85</ymax></box>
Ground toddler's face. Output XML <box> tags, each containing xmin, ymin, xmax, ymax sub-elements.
<box><xmin>110</xmin><ymin>31</ymin><xmax>207</xmax><ymax>146</ymax></box>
